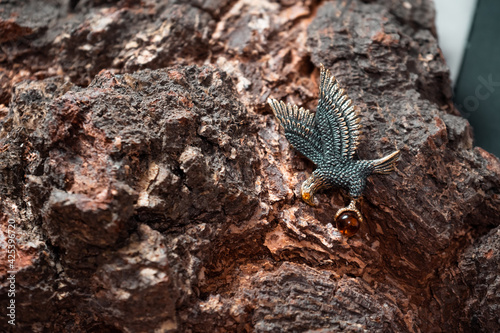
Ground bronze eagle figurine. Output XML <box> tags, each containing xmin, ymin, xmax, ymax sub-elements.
<box><xmin>268</xmin><ymin>64</ymin><xmax>400</xmax><ymax>236</ymax></box>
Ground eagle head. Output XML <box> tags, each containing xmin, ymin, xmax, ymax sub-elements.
<box><xmin>300</xmin><ymin>171</ymin><xmax>326</xmax><ymax>206</ymax></box>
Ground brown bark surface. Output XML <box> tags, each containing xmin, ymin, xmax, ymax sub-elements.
<box><xmin>1</xmin><ymin>0</ymin><xmax>500</xmax><ymax>332</ymax></box>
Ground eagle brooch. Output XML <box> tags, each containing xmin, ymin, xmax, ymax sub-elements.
<box><xmin>268</xmin><ymin>64</ymin><xmax>400</xmax><ymax>237</ymax></box>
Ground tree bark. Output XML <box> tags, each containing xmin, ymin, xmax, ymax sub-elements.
<box><xmin>1</xmin><ymin>0</ymin><xmax>499</xmax><ymax>332</ymax></box>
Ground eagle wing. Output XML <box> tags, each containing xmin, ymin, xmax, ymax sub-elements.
<box><xmin>316</xmin><ymin>64</ymin><xmax>361</xmax><ymax>161</ymax></box>
<box><xmin>268</xmin><ymin>99</ymin><xmax>323</xmax><ymax>165</ymax></box>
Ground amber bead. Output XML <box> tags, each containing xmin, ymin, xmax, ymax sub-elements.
<box><xmin>335</xmin><ymin>211</ymin><xmax>360</xmax><ymax>237</ymax></box>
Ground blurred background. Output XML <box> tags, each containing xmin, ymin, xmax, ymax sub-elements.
<box><xmin>435</xmin><ymin>0</ymin><xmax>500</xmax><ymax>157</ymax></box>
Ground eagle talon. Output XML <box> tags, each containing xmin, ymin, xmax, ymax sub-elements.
<box><xmin>335</xmin><ymin>200</ymin><xmax>363</xmax><ymax>237</ymax></box>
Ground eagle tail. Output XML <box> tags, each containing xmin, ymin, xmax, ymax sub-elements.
<box><xmin>371</xmin><ymin>150</ymin><xmax>400</xmax><ymax>174</ymax></box>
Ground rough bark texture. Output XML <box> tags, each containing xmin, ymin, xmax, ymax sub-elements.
<box><xmin>1</xmin><ymin>0</ymin><xmax>500</xmax><ymax>332</ymax></box>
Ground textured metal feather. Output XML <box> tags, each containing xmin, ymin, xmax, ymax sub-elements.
<box><xmin>268</xmin><ymin>99</ymin><xmax>324</xmax><ymax>165</ymax></box>
<box><xmin>317</xmin><ymin>65</ymin><xmax>361</xmax><ymax>159</ymax></box>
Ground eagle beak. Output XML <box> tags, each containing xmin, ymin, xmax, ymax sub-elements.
<box><xmin>301</xmin><ymin>188</ymin><xmax>316</xmax><ymax>206</ymax></box>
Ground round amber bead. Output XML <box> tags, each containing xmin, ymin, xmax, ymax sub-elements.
<box><xmin>335</xmin><ymin>211</ymin><xmax>360</xmax><ymax>237</ymax></box>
